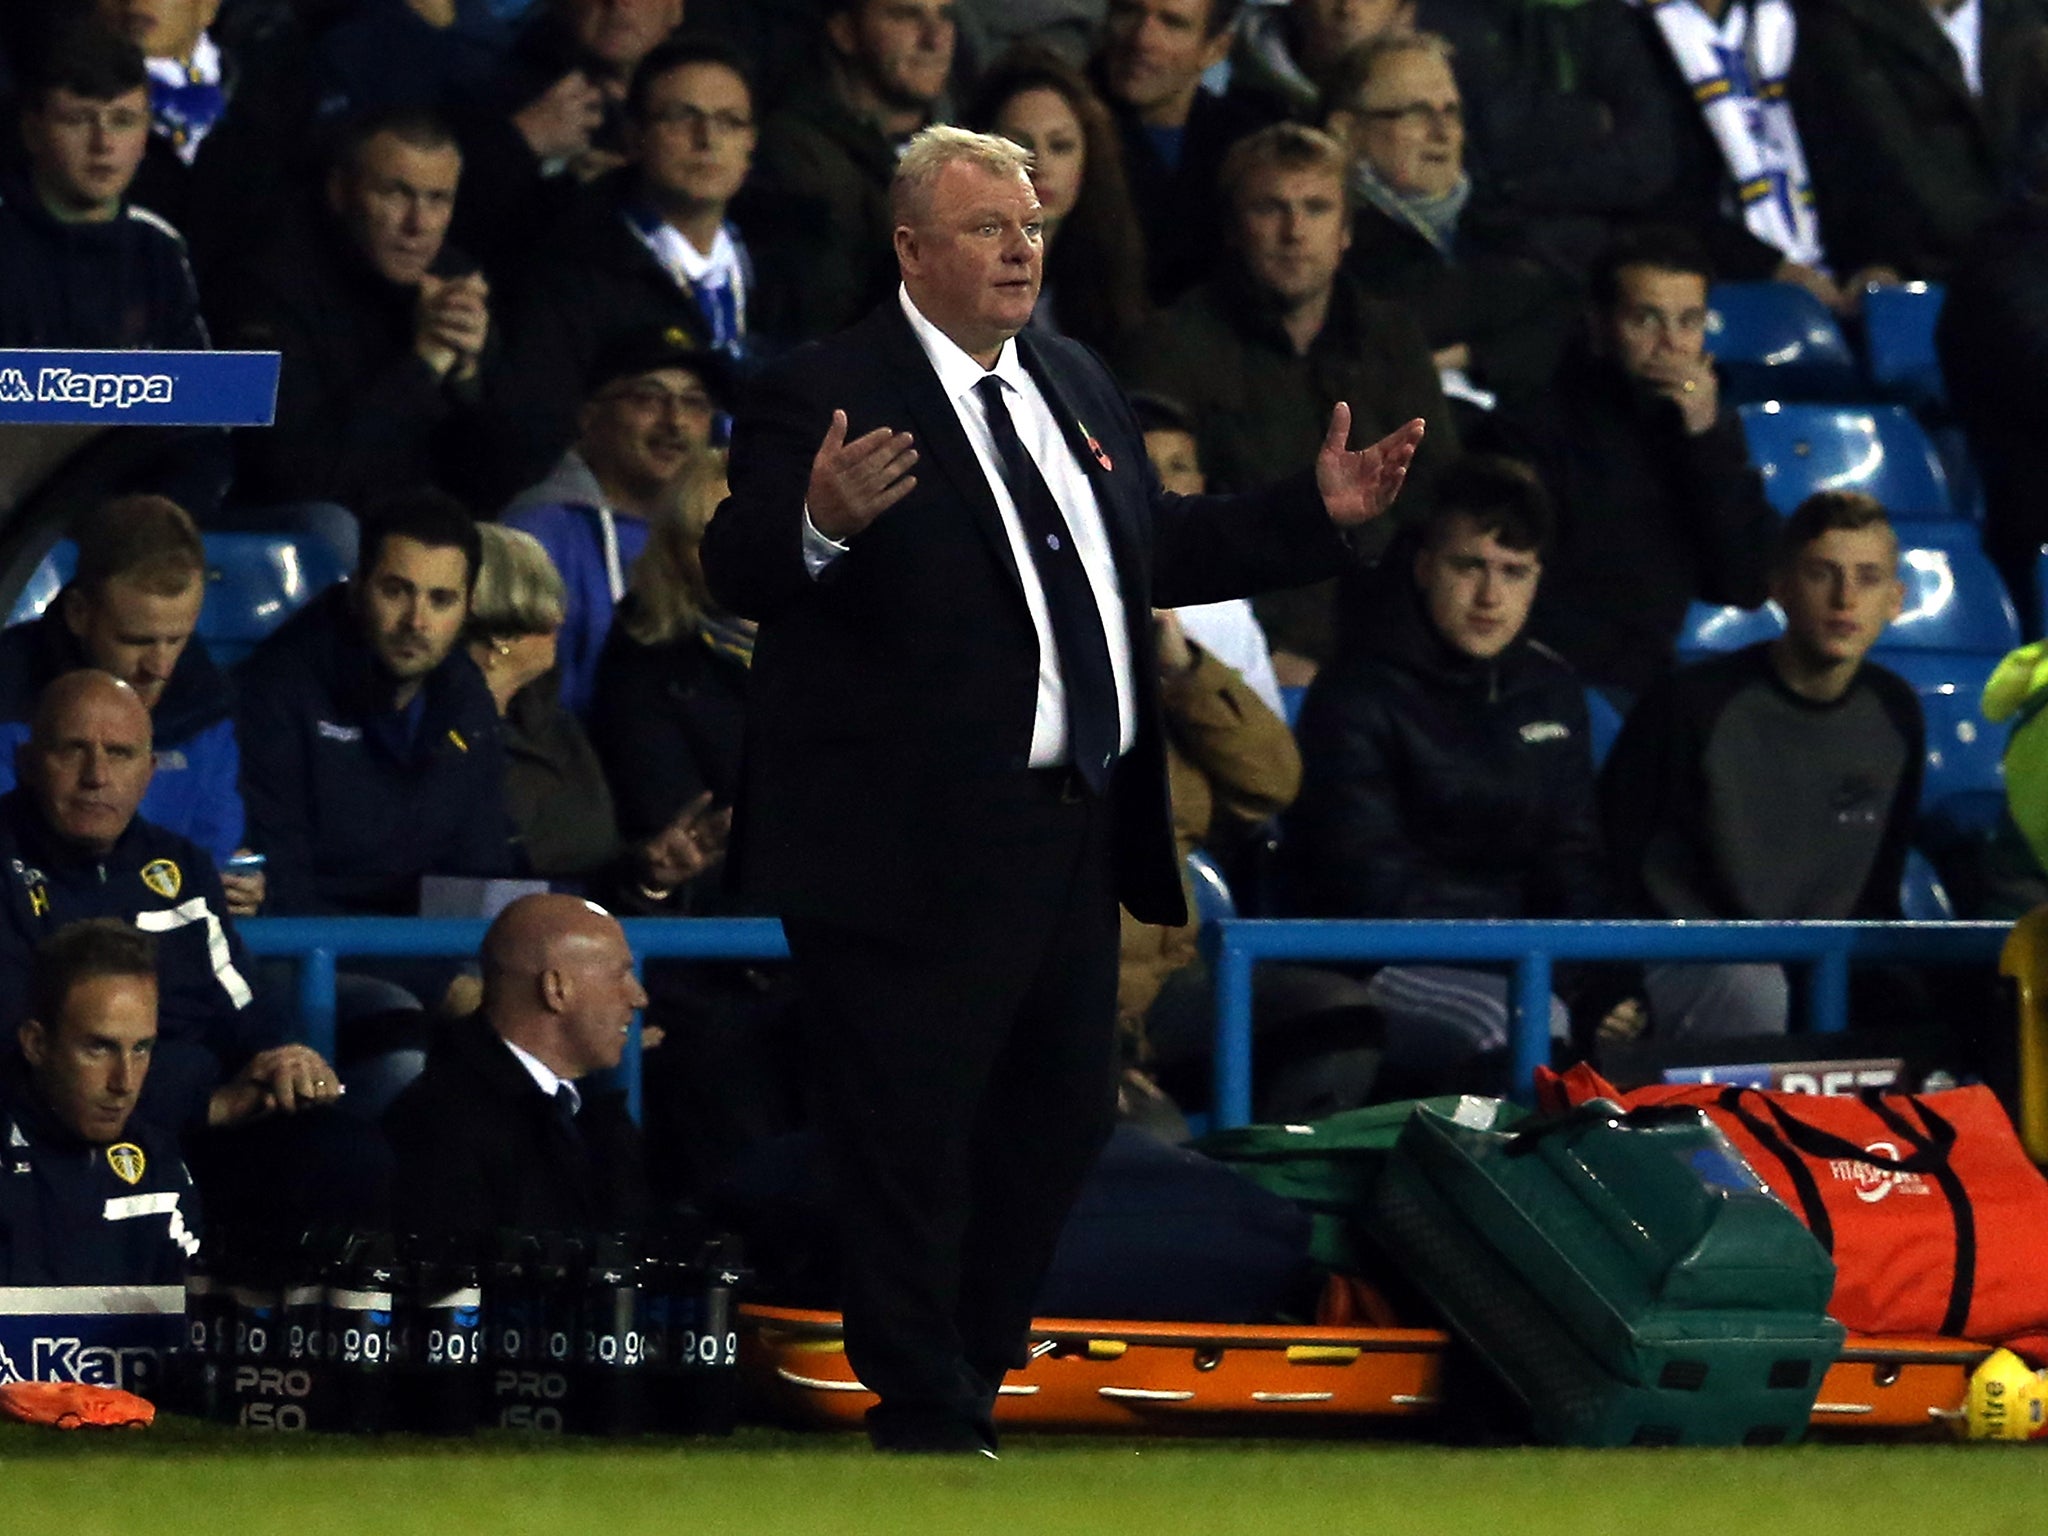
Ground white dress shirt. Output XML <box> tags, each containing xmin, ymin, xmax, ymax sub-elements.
<box><xmin>1936</xmin><ymin>0</ymin><xmax>1983</xmax><ymax>97</ymax></box>
<box><xmin>805</xmin><ymin>287</ymin><xmax>1139</xmax><ymax>767</ymax></box>
<box><xmin>1174</xmin><ymin>600</ymin><xmax>1287</xmax><ymax>718</ymax></box>
<box><xmin>502</xmin><ymin>1036</ymin><xmax>578</xmax><ymax>1114</ymax></box>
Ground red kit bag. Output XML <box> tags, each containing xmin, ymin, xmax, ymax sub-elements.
<box><xmin>1539</xmin><ymin>1063</ymin><xmax>2048</xmax><ymax>1350</ymax></box>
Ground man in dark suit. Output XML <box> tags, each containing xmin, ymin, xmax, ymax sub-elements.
<box><xmin>382</xmin><ymin>893</ymin><xmax>650</xmax><ymax>1247</ymax></box>
<box><xmin>1792</xmin><ymin>0</ymin><xmax>2048</xmax><ymax>283</ymax></box>
<box><xmin>701</xmin><ymin>125</ymin><xmax>1423</xmax><ymax>1455</ymax></box>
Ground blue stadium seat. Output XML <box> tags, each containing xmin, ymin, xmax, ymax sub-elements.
<box><xmin>1739</xmin><ymin>402</ymin><xmax>1954</xmax><ymax>518</ymax></box>
<box><xmin>6</xmin><ymin>540</ymin><xmax>76</xmax><ymax>625</ymax></box>
<box><xmin>196</xmin><ymin>532</ymin><xmax>349</xmax><ymax>667</ymax></box>
<box><xmin>1185</xmin><ymin>848</ymin><xmax>1238</xmax><ymax>925</ymax></box>
<box><xmin>1676</xmin><ymin>599</ymin><xmax>1785</xmax><ymax>658</ymax></box>
<box><xmin>1878</xmin><ymin>650</ymin><xmax>2006</xmax><ymax>819</ymax></box>
<box><xmin>1279</xmin><ymin>684</ymin><xmax>1307</xmax><ymax>730</ymax></box>
<box><xmin>1583</xmin><ymin>685</ymin><xmax>1624</xmax><ymax>769</ymax></box>
<box><xmin>1707</xmin><ymin>281</ymin><xmax>1861</xmax><ymax>400</ymax></box>
<box><xmin>1879</xmin><ymin>519</ymin><xmax>2020</xmax><ymax>655</ymax></box>
<box><xmin>1899</xmin><ymin>847</ymin><xmax>1956</xmax><ymax>920</ymax></box>
<box><xmin>1862</xmin><ymin>282</ymin><xmax>1947</xmax><ymax>406</ymax></box>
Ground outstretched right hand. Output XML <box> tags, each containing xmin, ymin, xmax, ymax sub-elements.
<box><xmin>807</xmin><ymin>409</ymin><xmax>918</xmax><ymax>541</ymax></box>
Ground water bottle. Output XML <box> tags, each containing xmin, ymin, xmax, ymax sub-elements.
<box><xmin>639</xmin><ymin>1232</ymin><xmax>689</xmax><ymax>1433</ymax></box>
<box><xmin>175</xmin><ymin>1238</ymin><xmax>234</xmax><ymax>1420</ymax></box>
<box><xmin>404</xmin><ymin>1237</ymin><xmax>484</xmax><ymax>1436</ymax></box>
<box><xmin>575</xmin><ymin>1233</ymin><xmax>646</xmax><ymax>1435</ymax></box>
<box><xmin>675</xmin><ymin>1235</ymin><xmax>745</xmax><ymax>1436</ymax></box>
<box><xmin>229</xmin><ymin>1247</ymin><xmax>288</xmax><ymax>1430</ymax></box>
<box><xmin>325</xmin><ymin>1231</ymin><xmax>397</xmax><ymax>1434</ymax></box>
<box><xmin>280</xmin><ymin>1227</ymin><xmax>345</xmax><ymax>1429</ymax></box>
<box><xmin>484</xmin><ymin>1231</ymin><xmax>547</xmax><ymax>1429</ymax></box>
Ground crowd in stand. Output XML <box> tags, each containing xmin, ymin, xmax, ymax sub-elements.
<box><xmin>1</xmin><ymin>0</ymin><xmax>2047</xmax><ymax>1283</ymax></box>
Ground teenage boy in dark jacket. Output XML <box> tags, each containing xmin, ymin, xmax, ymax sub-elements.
<box><xmin>1284</xmin><ymin>455</ymin><xmax>1609</xmax><ymax>1089</ymax></box>
<box><xmin>0</xmin><ymin>22</ymin><xmax>206</xmax><ymax>351</ymax></box>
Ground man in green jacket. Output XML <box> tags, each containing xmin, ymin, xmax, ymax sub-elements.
<box><xmin>1121</xmin><ymin>121</ymin><xmax>1457</xmax><ymax>680</ymax></box>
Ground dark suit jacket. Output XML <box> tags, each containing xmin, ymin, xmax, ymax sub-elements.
<box><xmin>382</xmin><ymin>1016</ymin><xmax>647</xmax><ymax>1246</ymax></box>
<box><xmin>700</xmin><ymin>300</ymin><xmax>1357</xmax><ymax>936</ymax></box>
<box><xmin>1792</xmin><ymin>0</ymin><xmax>2048</xmax><ymax>279</ymax></box>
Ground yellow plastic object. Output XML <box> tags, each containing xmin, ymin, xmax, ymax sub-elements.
<box><xmin>1996</xmin><ymin>906</ymin><xmax>2048</xmax><ymax>1164</ymax></box>
<box><xmin>1984</xmin><ymin>644</ymin><xmax>2048</xmax><ymax>876</ymax></box>
<box><xmin>1959</xmin><ymin>1348</ymin><xmax>2048</xmax><ymax>1441</ymax></box>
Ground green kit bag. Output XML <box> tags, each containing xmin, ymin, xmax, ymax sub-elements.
<box><xmin>1197</xmin><ymin>1096</ymin><xmax>1525</xmax><ymax>1273</ymax></box>
<box><xmin>1370</xmin><ymin>1098</ymin><xmax>1846</xmax><ymax>1447</ymax></box>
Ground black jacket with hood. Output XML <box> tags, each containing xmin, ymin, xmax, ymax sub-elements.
<box><xmin>1282</xmin><ymin>545</ymin><xmax>1610</xmax><ymax>921</ymax></box>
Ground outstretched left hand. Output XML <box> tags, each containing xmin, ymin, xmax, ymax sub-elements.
<box><xmin>1316</xmin><ymin>407</ymin><xmax>1426</xmax><ymax>527</ymax></box>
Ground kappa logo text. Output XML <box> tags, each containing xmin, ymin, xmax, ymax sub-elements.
<box><xmin>0</xmin><ymin>367</ymin><xmax>174</xmax><ymax>411</ymax></box>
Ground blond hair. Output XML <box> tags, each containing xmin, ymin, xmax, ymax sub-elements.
<box><xmin>1219</xmin><ymin>122</ymin><xmax>1354</xmax><ymax>211</ymax></box>
<box><xmin>622</xmin><ymin>449</ymin><xmax>729</xmax><ymax>647</ymax></box>
<box><xmin>891</xmin><ymin>125</ymin><xmax>1036</xmax><ymax>228</ymax></box>
<box><xmin>468</xmin><ymin>524</ymin><xmax>566</xmax><ymax>641</ymax></box>
<box><xmin>72</xmin><ymin>494</ymin><xmax>204</xmax><ymax>598</ymax></box>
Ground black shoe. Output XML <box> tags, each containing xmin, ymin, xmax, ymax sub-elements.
<box><xmin>866</xmin><ymin>1405</ymin><xmax>999</xmax><ymax>1456</ymax></box>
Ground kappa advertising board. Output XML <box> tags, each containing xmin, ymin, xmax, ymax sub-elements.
<box><xmin>0</xmin><ymin>350</ymin><xmax>279</xmax><ymax>426</ymax></box>
<box><xmin>0</xmin><ymin>1285</ymin><xmax>183</xmax><ymax>1397</ymax></box>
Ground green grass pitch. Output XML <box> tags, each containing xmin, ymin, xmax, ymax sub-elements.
<box><xmin>3</xmin><ymin>1421</ymin><xmax>2043</xmax><ymax>1536</ymax></box>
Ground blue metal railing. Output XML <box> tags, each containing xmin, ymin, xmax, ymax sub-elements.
<box><xmin>241</xmin><ymin>915</ymin><xmax>2012</xmax><ymax>1130</ymax></box>
<box><xmin>240</xmin><ymin>916</ymin><xmax>789</xmax><ymax>1120</ymax></box>
<box><xmin>1208</xmin><ymin>919</ymin><xmax>2011</xmax><ymax>1127</ymax></box>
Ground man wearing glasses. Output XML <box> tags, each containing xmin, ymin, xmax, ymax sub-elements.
<box><xmin>1323</xmin><ymin>32</ymin><xmax>1572</xmax><ymax>410</ymax></box>
<box><xmin>0</xmin><ymin>21</ymin><xmax>207</xmax><ymax>350</ymax></box>
<box><xmin>504</xmin><ymin>37</ymin><xmax>767</xmax><ymax>477</ymax></box>
<box><xmin>502</xmin><ymin>328</ymin><xmax>730</xmax><ymax>716</ymax></box>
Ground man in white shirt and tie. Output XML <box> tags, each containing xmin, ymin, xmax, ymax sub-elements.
<box><xmin>703</xmin><ymin>125</ymin><xmax>1424</xmax><ymax>1455</ymax></box>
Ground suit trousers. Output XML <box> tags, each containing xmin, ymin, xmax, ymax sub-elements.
<box><xmin>783</xmin><ymin>765</ymin><xmax>1121</xmax><ymax>1445</ymax></box>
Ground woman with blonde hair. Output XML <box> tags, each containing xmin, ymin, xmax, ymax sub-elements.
<box><xmin>471</xmin><ymin>522</ymin><xmax>726</xmax><ymax>897</ymax></box>
<box><xmin>588</xmin><ymin>449</ymin><xmax>753</xmax><ymax>861</ymax></box>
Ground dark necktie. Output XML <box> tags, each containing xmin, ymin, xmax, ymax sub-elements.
<box><xmin>551</xmin><ymin>1083</ymin><xmax>582</xmax><ymax>1141</ymax></box>
<box><xmin>974</xmin><ymin>376</ymin><xmax>1120</xmax><ymax>793</ymax></box>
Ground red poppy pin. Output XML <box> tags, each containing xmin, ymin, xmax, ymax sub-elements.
<box><xmin>1080</xmin><ymin>421</ymin><xmax>1113</xmax><ymax>473</ymax></box>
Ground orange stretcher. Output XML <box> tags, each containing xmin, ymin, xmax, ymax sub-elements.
<box><xmin>739</xmin><ymin>1305</ymin><xmax>1990</xmax><ymax>1436</ymax></box>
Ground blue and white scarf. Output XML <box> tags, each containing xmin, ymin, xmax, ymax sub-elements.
<box><xmin>623</xmin><ymin>206</ymin><xmax>749</xmax><ymax>359</ymax></box>
<box><xmin>145</xmin><ymin>34</ymin><xmax>225</xmax><ymax>166</ymax></box>
<box><xmin>1637</xmin><ymin>0</ymin><xmax>1824</xmax><ymax>267</ymax></box>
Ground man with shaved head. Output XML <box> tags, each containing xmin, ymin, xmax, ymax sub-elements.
<box><xmin>0</xmin><ymin>671</ymin><xmax>340</xmax><ymax>1137</ymax></box>
<box><xmin>383</xmin><ymin>892</ymin><xmax>651</xmax><ymax>1245</ymax></box>
<box><xmin>0</xmin><ymin>495</ymin><xmax>259</xmax><ymax>905</ymax></box>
